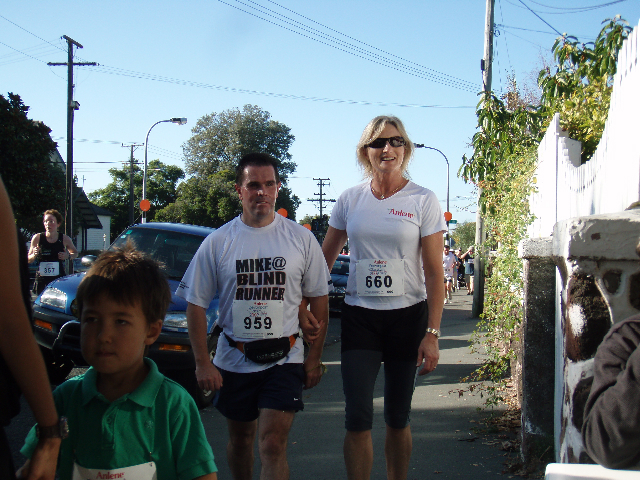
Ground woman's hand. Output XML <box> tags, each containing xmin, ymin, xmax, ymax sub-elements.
<box><xmin>416</xmin><ymin>333</ymin><xmax>439</xmax><ymax>376</ymax></box>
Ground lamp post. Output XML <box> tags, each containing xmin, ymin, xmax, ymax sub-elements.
<box><xmin>414</xmin><ymin>144</ymin><xmax>450</xmax><ymax>242</ymax></box>
<box><xmin>142</xmin><ymin>117</ymin><xmax>187</xmax><ymax>223</ymax></box>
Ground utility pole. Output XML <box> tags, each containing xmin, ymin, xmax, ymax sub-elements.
<box><xmin>307</xmin><ymin>178</ymin><xmax>336</xmax><ymax>219</ymax></box>
<box><xmin>122</xmin><ymin>143</ymin><xmax>143</xmax><ymax>225</ymax></box>
<box><xmin>472</xmin><ymin>0</ymin><xmax>494</xmax><ymax>318</ymax></box>
<box><xmin>307</xmin><ymin>178</ymin><xmax>336</xmax><ymax>242</ymax></box>
<box><xmin>48</xmin><ymin>36</ymin><xmax>96</xmax><ymax>273</ymax></box>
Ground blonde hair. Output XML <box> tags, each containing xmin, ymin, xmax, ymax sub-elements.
<box><xmin>356</xmin><ymin>116</ymin><xmax>414</xmax><ymax>178</ymax></box>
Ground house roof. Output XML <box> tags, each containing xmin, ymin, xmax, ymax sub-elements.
<box><xmin>50</xmin><ymin>149</ymin><xmax>102</xmax><ymax>229</ymax></box>
<box><xmin>91</xmin><ymin>203</ymin><xmax>114</xmax><ymax>217</ymax></box>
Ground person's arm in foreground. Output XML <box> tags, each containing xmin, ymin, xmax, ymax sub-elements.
<box><xmin>186</xmin><ymin>303</ymin><xmax>223</xmax><ymax>392</ymax></box>
<box><xmin>0</xmin><ymin>182</ymin><xmax>60</xmax><ymax>480</ymax></box>
<box><xmin>417</xmin><ymin>232</ymin><xmax>444</xmax><ymax>376</ymax></box>
<box><xmin>303</xmin><ymin>295</ymin><xmax>329</xmax><ymax>390</ymax></box>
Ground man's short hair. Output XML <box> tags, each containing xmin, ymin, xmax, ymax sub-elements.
<box><xmin>43</xmin><ymin>209</ymin><xmax>63</xmax><ymax>225</ymax></box>
<box><xmin>235</xmin><ymin>152</ymin><xmax>280</xmax><ymax>185</ymax></box>
<box><xmin>76</xmin><ymin>241</ymin><xmax>171</xmax><ymax>325</ymax></box>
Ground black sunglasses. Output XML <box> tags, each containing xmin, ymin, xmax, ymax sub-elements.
<box><xmin>366</xmin><ymin>136</ymin><xmax>406</xmax><ymax>149</ymax></box>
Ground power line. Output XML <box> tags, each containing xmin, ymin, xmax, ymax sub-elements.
<box><xmin>88</xmin><ymin>64</ymin><xmax>476</xmax><ymax>108</ymax></box>
<box><xmin>516</xmin><ymin>0</ymin><xmax>563</xmax><ymax>36</ymax></box>
<box><xmin>0</xmin><ymin>14</ymin><xmax>477</xmax><ymax>108</ymax></box>
<box><xmin>525</xmin><ymin>0</ymin><xmax>628</xmax><ymax>13</ymax></box>
<box><xmin>218</xmin><ymin>0</ymin><xmax>479</xmax><ymax>93</ymax></box>
<box><xmin>267</xmin><ymin>0</ymin><xmax>476</xmax><ymax>88</ymax></box>
<box><xmin>0</xmin><ymin>15</ymin><xmax>66</xmax><ymax>52</ymax></box>
<box><xmin>253</xmin><ymin>0</ymin><xmax>478</xmax><ymax>90</ymax></box>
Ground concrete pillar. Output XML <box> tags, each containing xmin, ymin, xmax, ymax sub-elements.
<box><xmin>552</xmin><ymin>209</ymin><xmax>640</xmax><ymax>463</ymax></box>
<box><xmin>518</xmin><ymin>237</ymin><xmax>556</xmax><ymax>464</ymax></box>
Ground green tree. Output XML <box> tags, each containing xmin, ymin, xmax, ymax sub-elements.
<box><xmin>162</xmin><ymin>105</ymin><xmax>300</xmax><ymax>227</ymax></box>
<box><xmin>538</xmin><ymin>16</ymin><xmax>631</xmax><ymax>162</ymax></box>
<box><xmin>0</xmin><ymin>93</ymin><xmax>65</xmax><ymax>234</ymax></box>
<box><xmin>451</xmin><ymin>221</ymin><xmax>476</xmax><ymax>251</ymax></box>
<box><xmin>89</xmin><ymin>159</ymin><xmax>184</xmax><ymax>240</ymax></box>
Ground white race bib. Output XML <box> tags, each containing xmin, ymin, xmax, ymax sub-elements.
<box><xmin>72</xmin><ymin>461</ymin><xmax>157</xmax><ymax>480</ymax></box>
<box><xmin>356</xmin><ymin>259</ymin><xmax>404</xmax><ymax>296</ymax></box>
<box><xmin>38</xmin><ymin>261</ymin><xmax>59</xmax><ymax>276</ymax></box>
<box><xmin>232</xmin><ymin>300</ymin><xmax>284</xmax><ymax>339</ymax></box>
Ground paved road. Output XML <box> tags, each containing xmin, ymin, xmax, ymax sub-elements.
<box><xmin>7</xmin><ymin>290</ymin><xmax>513</xmax><ymax>478</ymax></box>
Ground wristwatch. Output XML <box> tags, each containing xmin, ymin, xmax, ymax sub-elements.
<box><xmin>36</xmin><ymin>417</ymin><xmax>69</xmax><ymax>439</ymax></box>
<box><xmin>426</xmin><ymin>327</ymin><xmax>441</xmax><ymax>338</ymax></box>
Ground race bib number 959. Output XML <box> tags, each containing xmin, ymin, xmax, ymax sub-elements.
<box><xmin>232</xmin><ymin>300</ymin><xmax>284</xmax><ymax>339</ymax></box>
<box><xmin>356</xmin><ymin>259</ymin><xmax>404</xmax><ymax>297</ymax></box>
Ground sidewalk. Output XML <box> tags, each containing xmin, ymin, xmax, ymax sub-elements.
<box><xmin>279</xmin><ymin>289</ymin><xmax>515</xmax><ymax>479</ymax></box>
<box><xmin>9</xmin><ymin>289</ymin><xmax>518</xmax><ymax>479</ymax></box>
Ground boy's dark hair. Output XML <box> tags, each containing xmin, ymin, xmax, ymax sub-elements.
<box><xmin>235</xmin><ymin>152</ymin><xmax>280</xmax><ymax>185</ymax></box>
<box><xmin>76</xmin><ymin>242</ymin><xmax>171</xmax><ymax>324</ymax></box>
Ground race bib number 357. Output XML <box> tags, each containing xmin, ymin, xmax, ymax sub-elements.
<box><xmin>232</xmin><ymin>300</ymin><xmax>284</xmax><ymax>339</ymax></box>
<box><xmin>356</xmin><ymin>259</ymin><xmax>404</xmax><ymax>297</ymax></box>
<box><xmin>39</xmin><ymin>261</ymin><xmax>59</xmax><ymax>276</ymax></box>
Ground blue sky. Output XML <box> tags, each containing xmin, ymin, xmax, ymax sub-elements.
<box><xmin>2</xmin><ymin>1</ymin><xmax>639</xmax><ymax>228</ymax></box>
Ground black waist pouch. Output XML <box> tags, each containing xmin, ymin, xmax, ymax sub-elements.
<box><xmin>225</xmin><ymin>333</ymin><xmax>297</xmax><ymax>364</ymax></box>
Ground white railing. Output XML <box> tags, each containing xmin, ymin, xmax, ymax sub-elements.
<box><xmin>529</xmin><ymin>19</ymin><xmax>640</xmax><ymax>238</ymax></box>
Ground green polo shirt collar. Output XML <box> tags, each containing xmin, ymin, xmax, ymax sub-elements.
<box><xmin>81</xmin><ymin>358</ymin><xmax>164</xmax><ymax>407</ymax></box>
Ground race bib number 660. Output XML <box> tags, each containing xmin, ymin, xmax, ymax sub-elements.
<box><xmin>232</xmin><ymin>300</ymin><xmax>284</xmax><ymax>339</ymax></box>
<box><xmin>356</xmin><ymin>258</ymin><xmax>404</xmax><ymax>297</ymax></box>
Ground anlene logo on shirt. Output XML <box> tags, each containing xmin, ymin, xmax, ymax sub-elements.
<box><xmin>388</xmin><ymin>208</ymin><xmax>414</xmax><ymax>219</ymax></box>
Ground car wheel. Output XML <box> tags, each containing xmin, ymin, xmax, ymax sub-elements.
<box><xmin>180</xmin><ymin>332</ymin><xmax>219</xmax><ymax>409</ymax></box>
<box><xmin>40</xmin><ymin>346</ymin><xmax>74</xmax><ymax>385</ymax></box>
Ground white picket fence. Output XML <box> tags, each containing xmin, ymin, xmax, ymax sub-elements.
<box><xmin>529</xmin><ymin>19</ymin><xmax>640</xmax><ymax>238</ymax></box>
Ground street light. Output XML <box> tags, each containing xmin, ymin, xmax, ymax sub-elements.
<box><xmin>414</xmin><ymin>144</ymin><xmax>450</xmax><ymax>242</ymax></box>
<box><xmin>142</xmin><ymin>117</ymin><xmax>187</xmax><ymax>223</ymax></box>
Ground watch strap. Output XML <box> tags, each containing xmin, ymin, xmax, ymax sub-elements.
<box><xmin>36</xmin><ymin>417</ymin><xmax>69</xmax><ymax>439</ymax></box>
<box><xmin>426</xmin><ymin>327</ymin><xmax>441</xmax><ymax>338</ymax></box>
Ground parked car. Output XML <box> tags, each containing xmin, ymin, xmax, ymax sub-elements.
<box><xmin>32</xmin><ymin>223</ymin><xmax>220</xmax><ymax>408</ymax></box>
<box><xmin>329</xmin><ymin>254</ymin><xmax>350</xmax><ymax>314</ymax></box>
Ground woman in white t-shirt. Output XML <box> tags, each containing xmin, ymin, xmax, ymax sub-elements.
<box><xmin>321</xmin><ymin>115</ymin><xmax>446</xmax><ymax>479</ymax></box>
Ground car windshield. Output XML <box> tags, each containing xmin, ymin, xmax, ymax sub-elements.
<box><xmin>110</xmin><ymin>227</ymin><xmax>205</xmax><ymax>280</ymax></box>
<box><xmin>331</xmin><ymin>258</ymin><xmax>350</xmax><ymax>275</ymax></box>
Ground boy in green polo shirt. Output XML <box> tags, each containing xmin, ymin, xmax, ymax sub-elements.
<box><xmin>18</xmin><ymin>244</ymin><xmax>217</xmax><ymax>480</ymax></box>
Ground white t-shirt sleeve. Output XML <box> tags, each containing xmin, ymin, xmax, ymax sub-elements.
<box><xmin>328</xmin><ymin>192</ymin><xmax>348</xmax><ymax>231</ymax></box>
<box><xmin>301</xmin><ymin>233</ymin><xmax>331</xmax><ymax>298</ymax></box>
<box><xmin>419</xmin><ymin>189</ymin><xmax>447</xmax><ymax>238</ymax></box>
<box><xmin>175</xmin><ymin>233</ymin><xmax>218</xmax><ymax>309</ymax></box>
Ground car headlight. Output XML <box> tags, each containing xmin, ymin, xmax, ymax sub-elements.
<box><xmin>40</xmin><ymin>288</ymin><xmax>67</xmax><ymax>311</ymax></box>
<box><xmin>332</xmin><ymin>286</ymin><xmax>346</xmax><ymax>294</ymax></box>
<box><xmin>163</xmin><ymin>312</ymin><xmax>188</xmax><ymax>332</ymax></box>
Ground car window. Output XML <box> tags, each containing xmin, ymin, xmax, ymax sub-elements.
<box><xmin>111</xmin><ymin>228</ymin><xmax>205</xmax><ymax>279</ymax></box>
<box><xmin>331</xmin><ymin>258</ymin><xmax>350</xmax><ymax>276</ymax></box>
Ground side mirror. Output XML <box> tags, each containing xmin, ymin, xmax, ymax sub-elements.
<box><xmin>81</xmin><ymin>255</ymin><xmax>97</xmax><ymax>267</ymax></box>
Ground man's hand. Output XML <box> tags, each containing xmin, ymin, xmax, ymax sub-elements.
<box><xmin>303</xmin><ymin>358</ymin><xmax>325</xmax><ymax>390</ymax></box>
<box><xmin>416</xmin><ymin>333</ymin><xmax>440</xmax><ymax>376</ymax></box>
<box><xmin>299</xmin><ymin>303</ymin><xmax>325</xmax><ymax>344</ymax></box>
<box><xmin>195</xmin><ymin>361</ymin><xmax>223</xmax><ymax>392</ymax></box>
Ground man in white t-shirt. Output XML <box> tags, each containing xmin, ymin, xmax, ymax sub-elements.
<box><xmin>442</xmin><ymin>244</ymin><xmax>456</xmax><ymax>304</ymax></box>
<box><xmin>177</xmin><ymin>153</ymin><xmax>330</xmax><ymax>480</ymax></box>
